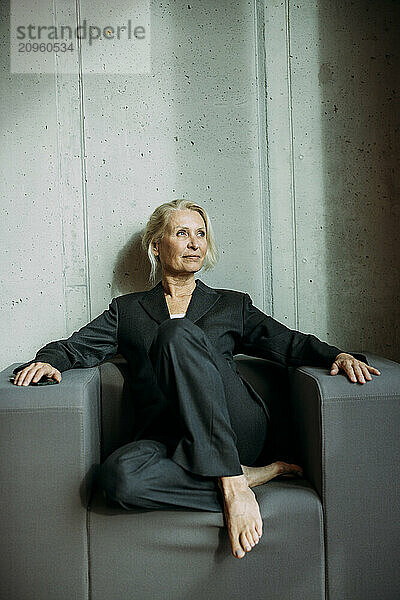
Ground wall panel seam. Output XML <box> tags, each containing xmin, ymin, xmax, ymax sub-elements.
<box><xmin>53</xmin><ymin>0</ymin><xmax>68</xmax><ymax>337</ymax></box>
<box><xmin>286</xmin><ymin>0</ymin><xmax>299</xmax><ymax>329</ymax></box>
<box><xmin>254</xmin><ymin>0</ymin><xmax>272</xmax><ymax>314</ymax></box>
<box><xmin>75</xmin><ymin>0</ymin><xmax>91</xmax><ymax>322</ymax></box>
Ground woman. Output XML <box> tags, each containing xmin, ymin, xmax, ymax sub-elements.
<box><xmin>12</xmin><ymin>199</ymin><xmax>380</xmax><ymax>560</ymax></box>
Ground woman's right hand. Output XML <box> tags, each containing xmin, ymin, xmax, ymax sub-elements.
<box><xmin>13</xmin><ymin>362</ymin><xmax>62</xmax><ymax>386</ymax></box>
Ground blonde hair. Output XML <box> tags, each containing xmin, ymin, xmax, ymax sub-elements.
<box><xmin>142</xmin><ymin>199</ymin><xmax>218</xmax><ymax>284</ymax></box>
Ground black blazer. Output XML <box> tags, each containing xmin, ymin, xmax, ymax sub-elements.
<box><xmin>13</xmin><ymin>279</ymin><xmax>366</xmax><ymax>440</ymax></box>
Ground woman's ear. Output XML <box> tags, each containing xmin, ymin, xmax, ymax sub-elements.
<box><xmin>152</xmin><ymin>241</ymin><xmax>159</xmax><ymax>257</ymax></box>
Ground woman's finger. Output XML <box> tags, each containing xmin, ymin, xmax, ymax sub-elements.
<box><xmin>330</xmin><ymin>362</ymin><xmax>339</xmax><ymax>375</ymax></box>
<box><xmin>346</xmin><ymin>364</ymin><xmax>357</xmax><ymax>382</ymax></box>
<box><xmin>353</xmin><ymin>363</ymin><xmax>366</xmax><ymax>383</ymax></box>
<box><xmin>14</xmin><ymin>364</ymin><xmax>42</xmax><ymax>386</ymax></box>
<box><xmin>366</xmin><ymin>365</ymin><xmax>381</xmax><ymax>375</ymax></box>
<box><xmin>14</xmin><ymin>369</ymin><xmax>28</xmax><ymax>386</ymax></box>
<box><xmin>19</xmin><ymin>367</ymin><xmax>38</xmax><ymax>386</ymax></box>
<box><xmin>13</xmin><ymin>367</ymin><xmax>29</xmax><ymax>386</ymax></box>
<box><xmin>13</xmin><ymin>364</ymin><xmax>36</xmax><ymax>386</ymax></box>
<box><xmin>13</xmin><ymin>368</ymin><xmax>28</xmax><ymax>384</ymax></box>
<box><xmin>361</xmin><ymin>364</ymin><xmax>372</xmax><ymax>381</ymax></box>
<box><xmin>31</xmin><ymin>367</ymin><xmax>48</xmax><ymax>384</ymax></box>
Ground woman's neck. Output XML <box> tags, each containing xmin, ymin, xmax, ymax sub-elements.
<box><xmin>161</xmin><ymin>274</ymin><xmax>196</xmax><ymax>298</ymax></box>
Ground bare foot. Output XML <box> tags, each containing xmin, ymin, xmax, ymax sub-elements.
<box><xmin>218</xmin><ymin>474</ymin><xmax>263</xmax><ymax>559</ymax></box>
<box><xmin>241</xmin><ymin>461</ymin><xmax>303</xmax><ymax>488</ymax></box>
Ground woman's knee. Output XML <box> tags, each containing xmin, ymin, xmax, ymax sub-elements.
<box><xmin>99</xmin><ymin>439</ymin><xmax>166</xmax><ymax>505</ymax></box>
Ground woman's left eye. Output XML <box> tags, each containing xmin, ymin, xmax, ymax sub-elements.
<box><xmin>198</xmin><ymin>231</ymin><xmax>205</xmax><ymax>237</ymax></box>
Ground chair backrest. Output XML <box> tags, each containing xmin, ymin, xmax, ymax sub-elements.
<box><xmin>99</xmin><ymin>355</ymin><xmax>297</xmax><ymax>464</ymax></box>
<box><xmin>99</xmin><ymin>358</ymin><xmax>136</xmax><ymax>461</ymax></box>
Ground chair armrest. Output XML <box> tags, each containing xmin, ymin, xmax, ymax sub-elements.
<box><xmin>290</xmin><ymin>352</ymin><xmax>400</xmax><ymax>600</ymax></box>
<box><xmin>0</xmin><ymin>363</ymin><xmax>101</xmax><ymax>600</ymax></box>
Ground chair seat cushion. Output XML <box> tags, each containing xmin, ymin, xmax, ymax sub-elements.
<box><xmin>88</xmin><ymin>478</ymin><xmax>325</xmax><ymax>600</ymax></box>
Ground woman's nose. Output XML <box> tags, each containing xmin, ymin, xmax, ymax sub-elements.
<box><xmin>188</xmin><ymin>238</ymin><xmax>199</xmax><ymax>249</ymax></box>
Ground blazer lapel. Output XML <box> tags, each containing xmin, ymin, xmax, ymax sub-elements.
<box><xmin>186</xmin><ymin>279</ymin><xmax>221</xmax><ymax>323</ymax></box>
<box><xmin>138</xmin><ymin>281</ymin><xmax>170</xmax><ymax>324</ymax></box>
<box><xmin>138</xmin><ymin>278</ymin><xmax>221</xmax><ymax>324</ymax></box>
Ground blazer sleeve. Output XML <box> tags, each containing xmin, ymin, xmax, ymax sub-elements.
<box><xmin>240</xmin><ymin>293</ymin><xmax>368</xmax><ymax>368</ymax></box>
<box><xmin>13</xmin><ymin>297</ymin><xmax>119</xmax><ymax>374</ymax></box>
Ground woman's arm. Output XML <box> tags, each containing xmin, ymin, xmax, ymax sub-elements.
<box><xmin>240</xmin><ymin>293</ymin><xmax>368</xmax><ymax>368</ymax></box>
<box><xmin>13</xmin><ymin>297</ymin><xmax>119</xmax><ymax>376</ymax></box>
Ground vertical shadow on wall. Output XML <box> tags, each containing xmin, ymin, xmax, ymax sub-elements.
<box><xmin>317</xmin><ymin>0</ymin><xmax>400</xmax><ymax>361</ymax></box>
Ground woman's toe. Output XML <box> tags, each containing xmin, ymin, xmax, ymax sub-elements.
<box><xmin>240</xmin><ymin>531</ymin><xmax>252</xmax><ymax>552</ymax></box>
<box><xmin>233</xmin><ymin>544</ymin><xmax>246</xmax><ymax>558</ymax></box>
<box><xmin>246</xmin><ymin>531</ymin><xmax>255</xmax><ymax>547</ymax></box>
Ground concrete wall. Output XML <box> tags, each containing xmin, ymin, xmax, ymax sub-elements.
<box><xmin>265</xmin><ymin>0</ymin><xmax>399</xmax><ymax>362</ymax></box>
<box><xmin>1</xmin><ymin>0</ymin><xmax>399</xmax><ymax>372</ymax></box>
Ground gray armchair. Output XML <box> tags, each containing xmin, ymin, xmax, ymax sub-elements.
<box><xmin>1</xmin><ymin>352</ymin><xmax>399</xmax><ymax>600</ymax></box>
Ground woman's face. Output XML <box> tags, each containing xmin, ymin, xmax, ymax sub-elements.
<box><xmin>153</xmin><ymin>209</ymin><xmax>208</xmax><ymax>276</ymax></box>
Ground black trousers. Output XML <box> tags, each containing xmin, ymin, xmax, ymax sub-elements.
<box><xmin>99</xmin><ymin>318</ymin><xmax>270</xmax><ymax>512</ymax></box>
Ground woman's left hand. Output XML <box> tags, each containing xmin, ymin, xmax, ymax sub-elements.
<box><xmin>330</xmin><ymin>353</ymin><xmax>381</xmax><ymax>384</ymax></box>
